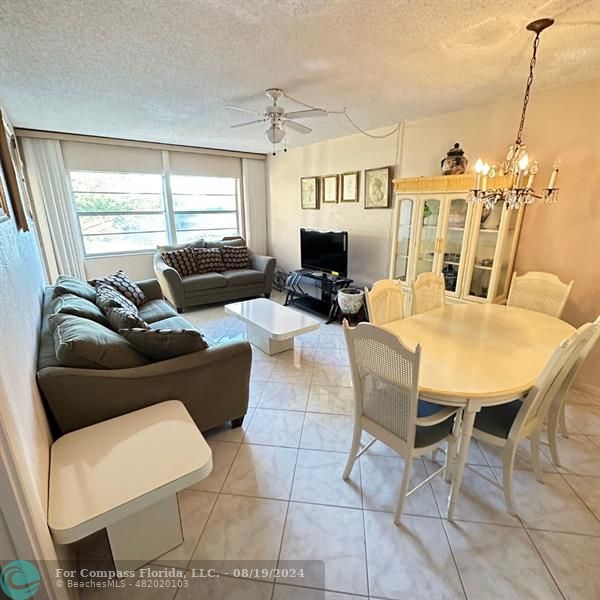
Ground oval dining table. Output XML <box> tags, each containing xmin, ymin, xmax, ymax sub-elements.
<box><xmin>383</xmin><ymin>302</ymin><xmax>574</xmax><ymax>520</ymax></box>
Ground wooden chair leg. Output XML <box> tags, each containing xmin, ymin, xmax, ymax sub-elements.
<box><xmin>394</xmin><ymin>457</ymin><xmax>413</xmax><ymax>526</ymax></box>
<box><xmin>530</xmin><ymin>430</ymin><xmax>544</xmax><ymax>483</ymax></box>
<box><xmin>502</xmin><ymin>444</ymin><xmax>518</xmax><ymax>515</ymax></box>
<box><xmin>342</xmin><ymin>423</ymin><xmax>362</xmax><ymax>480</ymax></box>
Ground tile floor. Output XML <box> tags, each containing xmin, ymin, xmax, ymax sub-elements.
<box><xmin>78</xmin><ymin>292</ymin><xmax>600</xmax><ymax>600</ymax></box>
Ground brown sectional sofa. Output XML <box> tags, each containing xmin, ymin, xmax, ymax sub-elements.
<box><xmin>37</xmin><ymin>278</ymin><xmax>252</xmax><ymax>436</ymax></box>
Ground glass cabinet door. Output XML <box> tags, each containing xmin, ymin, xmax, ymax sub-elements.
<box><xmin>495</xmin><ymin>206</ymin><xmax>521</xmax><ymax>301</ymax></box>
<box><xmin>392</xmin><ymin>197</ymin><xmax>414</xmax><ymax>282</ymax></box>
<box><xmin>440</xmin><ymin>196</ymin><xmax>470</xmax><ymax>294</ymax></box>
<box><xmin>465</xmin><ymin>201</ymin><xmax>504</xmax><ymax>300</ymax></box>
<box><xmin>415</xmin><ymin>197</ymin><xmax>442</xmax><ymax>278</ymax></box>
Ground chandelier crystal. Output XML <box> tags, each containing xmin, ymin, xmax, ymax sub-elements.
<box><xmin>467</xmin><ymin>18</ymin><xmax>560</xmax><ymax>210</ymax></box>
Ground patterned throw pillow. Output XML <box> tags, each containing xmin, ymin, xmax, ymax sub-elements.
<box><xmin>161</xmin><ymin>248</ymin><xmax>197</xmax><ymax>277</ymax></box>
<box><xmin>105</xmin><ymin>307</ymin><xmax>149</xmax><ymax>332</ymax></box>
<box><xmin>222</xmin><ymin>245</ymin><xmax>251</xmax><ymax>270</ymax></box>
<box><xmin>193</xmin><ymin>248</ymin><xmax>226</xmax><ymax>274</ymax></box>
<box><xmin>93</xmin><ymin>270</ymin><xmax>147</xmax><ymax>307</ymax></box>
<box><xmin>95</xmin><ymin>283</ymin><xmax>139</xmax><ymax>314</ymax></box>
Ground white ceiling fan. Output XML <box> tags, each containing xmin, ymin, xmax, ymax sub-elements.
<box><xmin>226</xmin><ymin>88</ymin><xmax>327</xmax><ymax>146</ymax></box>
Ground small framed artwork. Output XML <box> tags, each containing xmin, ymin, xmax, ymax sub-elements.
<box><xmin>341</xmin><ymin>171</ymin><xmax>359</xmax><ymax>203</ymax></box>
<box><xmin>300</xmin><ymin>176</ymin><xmax>319</xmax><ymax>210</ymax></box>
<box><xmin>321</xmin><ymin>174</ymin><xmax>339</xmax><ymax>204</ymax></box>
<box><xmin>364</xmin><ymin>166</ymin><xmax>393</xmax><ymax>209</ymax></box>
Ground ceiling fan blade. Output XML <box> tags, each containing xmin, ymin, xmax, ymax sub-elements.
<box><xmin>226</xmin><ymin>104</ymin><xmax>263</xmax><ymax>116</ymax></box>
<box><xmin>285</xmin><ymin>109</ymin><xmax>327</xmax><ymax>119</ymax></box>
<box><xmin>284</xmin><ymin>120</ymin><xmax>312</xmax><ymax>134</ymax></box>
<box><xmin>230</xmin><ymin>119</ymin><xmax>265</xmax><ymax>129</ymax></box>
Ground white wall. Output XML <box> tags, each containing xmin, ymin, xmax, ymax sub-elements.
<box><xmin>267</xmin><ymin>78</ymin><xmax>600</xmax><ymax>395</ymax></box>
<box><xmin>84</xmin><ymin>252</ymin><xmax>155</xmax><ymax>281</ymax></box>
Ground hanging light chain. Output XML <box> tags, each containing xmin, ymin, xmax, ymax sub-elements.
<box><xmin>515</xmin><ymin>32</ymin><xmax>541</xmax><ymax>145</ymax></box>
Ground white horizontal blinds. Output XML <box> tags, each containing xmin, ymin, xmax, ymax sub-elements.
<box><xmin>61</xmin><ymin>141</ymin><xmax>163</xmax><ymax>174</ymax></box>
<box><xmin>169</xmin><ymin>151</ymin><xmax>241</xmax><ymax>178</ymax></box>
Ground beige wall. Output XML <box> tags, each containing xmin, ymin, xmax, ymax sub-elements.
<box><xmin>267</xmin><ymin>78</ymin><xmax>600</xmax><ymax>395</ymax></box>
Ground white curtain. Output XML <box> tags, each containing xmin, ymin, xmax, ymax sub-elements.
<box><xmin>242</xmin><ymin>158</ymin><xmax>268</xmax><ymax>255</ymax></box>
<box><xmin>20</xmin><ymin>138</ymin><xmax>85</xmax><ymax>281</ymax></box>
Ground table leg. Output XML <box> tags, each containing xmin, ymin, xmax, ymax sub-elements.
<box><xmin>447</xmin><ymin>407</ymin><xmax>476</xmax><ymax>521</ymax></box>
<box><xmin>247</xmin><ymin>324</ymin><xmax>293</xmax><ymax>355</ymax></box>
<box><xmin>107</xmin><ymin>494</ymin><xmax>183</xmax><ymax>572</ymax></box>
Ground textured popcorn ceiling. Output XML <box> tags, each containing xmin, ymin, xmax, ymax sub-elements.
<box><xmin>1</xmin><ymin>0</ymin><xmax>598</xmax><ymax>152</ymax></box>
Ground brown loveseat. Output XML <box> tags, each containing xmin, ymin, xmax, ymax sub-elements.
<box><xmin>37</xmin><ymin>278</ymin><xmax>252</xmax><ymax>436</ymax></box>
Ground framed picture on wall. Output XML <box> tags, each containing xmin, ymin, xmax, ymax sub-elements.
<box><xmin>0</xmin><ymin>162</ymin><xmax>10</xmax><ymax>224</ymax></box>
<box><xmin>321</xmin><ymin>174</ymin><xmax>339</xmax><ymax>204</ymax></box>
<box><xmin>341</xmin><ymin>171</ymin><xmax>359</xmax><ymax>202</ymax></box>
<box><xmin>364</xmin><ymin>166</ymin><xmax>393</xmax><ymax>209</ymax></box>
<box><xmin>301</xmin><ymin>176</ymin><xmax>319</xmax><ymax>209</ymax></box>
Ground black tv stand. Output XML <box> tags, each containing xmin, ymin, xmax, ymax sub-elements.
<box><xmin>284</xmin><ymin>269</ymin><xmax>353</xmax><ymax>324</ymax></box>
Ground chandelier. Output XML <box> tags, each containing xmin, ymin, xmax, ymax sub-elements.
<box><xmin>467</xmin><ymin>18</ymin><xmax>560</xmax><ymax>210</ymax></box>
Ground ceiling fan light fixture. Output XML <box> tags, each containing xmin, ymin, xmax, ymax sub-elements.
<box><xmin>265</xmin><ymin>125</ymin><xmax>285</xmax><ymax>144</ymax></box>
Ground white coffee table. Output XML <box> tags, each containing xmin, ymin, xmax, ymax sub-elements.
<box><xmin>225</xmin><ymin>298</ymin><xmax>321</xmax><ymax>355</ymax></box>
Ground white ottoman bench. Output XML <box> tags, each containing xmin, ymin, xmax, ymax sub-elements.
<box><xmin>48</xmin><ymin>400</ymin><xmax>212</xmax><ymax>571</ymax></box>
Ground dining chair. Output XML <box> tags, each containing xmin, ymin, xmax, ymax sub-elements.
<box><xmin>506</xmin><ymin>271</ymin><xmax>573</xmax><ymax>318</ymax></box>
<box><xmin>546</xmin><ymin>316</ymin><xmax>600</xmax><ymax>465</ymax></box>
<box><xmin>341</xmin><ymin>321</ymin><xmax>461</xmax><ymax>524</ymax></box>
<box><xmin>411</xmin><ymin>272</ymin><xmax>445</xmax><ymax>315</ymax></box>
<box><xmin>471</xmin><ymin>326</ymin><xmax>587</xmax><ymax>514</ymax></box>
<box><xmin>364</xmin><ymin>279</ymin><xmax>404</xmax><ymax>326</ymax></box>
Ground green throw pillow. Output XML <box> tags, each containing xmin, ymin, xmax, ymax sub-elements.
<box><xmin>51</xmin><ymin>293</ymin><xmax>108</xmax><ymax>326</ymax></box>
<box><xmin>49</xmin><ymin>313</ymin><xmax>149</xmax><ymax>369</ymax></box>
<box><xmin>52</xmin><ymin>275</ymin><xmax>97</xmax><ymax>303</ymax></box>
<box><xmin>105</xmin><ymin>307</ymin><xmax>149</xmax><ymax>332</ymax></box>
<box><xmin>120</xmin><ymin>327</ymin><xmax>207</xmax><ymax>361</ymax></box>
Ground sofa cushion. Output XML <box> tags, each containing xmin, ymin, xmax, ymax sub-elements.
<box><xmin>138</xmin><ymin>299</ymin><xmax>178</xmax><ymax>323</ymax></box>
<box><xmin>157</xmin><ymin>237</ymin><xmax>205</xmax><ymax>252</ymax></box>
<box><xmin>183</xmin><ymin>272</ymin><xmax>227</xmax><ymax>292</ymax></box>
<box><xmin>92</xmin><ymin>270</ymin><xmax>147</xmax><ymax>307</ymax></box>
<box><xmin>48</xmin><ymin>313</ymin><xmax>149</xmax><ymax>369</ymax></box>
<box><xmin>206</xmin><ymin>237</ymin><xmax>246</xmax><ymax>249</ymax></box>
<box><xmin>222</xmin><ymin>245</ymin><xmax>251</xmax><ymax>270</ymax></box>
<box><xmin>95</xmin><ymin>283</ymin><xmax>139</xmax><ymax>314</ymax></box>
<box><xmin>105</xmin><ymin>307</ymin><xmax>150</xmax><ymax>332</ymax></box>
<box><xmin>120</xmin><ymin>328</ymin><xmax>208</xmax><ymax>361</ymax></box>
<box><xmin>193</xmin><ymin>248</ymin><xmax>226</xmax><ymax>274</ymax></box>
<box><xmin>161</xmin><ymin>248</ymin><xmax>197</xmax><ymax>277</ymax></box>
<box><xmin>222</xmin><ymin>269</ymin><xmax>264</xmax><ymax>287</ymax></box>
<box><xmin>149</xmin><ymin>316</ymin><xmax>197</xmax><ymax>331</ymax></box>
<box><xmin>53</xmin><ymin>275</ymin><xmax>97</xmax><ymax>303</ymax></box>
<box><xmin>51</xmin><ymin>293</ymin><xmax>108</xmax><ymax>326</ymax></box>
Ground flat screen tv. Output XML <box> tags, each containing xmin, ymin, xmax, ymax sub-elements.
<box><xmin>300</xmin><ymin>228</ymin><xmax>348</xmax><ymax>277</ymax></box>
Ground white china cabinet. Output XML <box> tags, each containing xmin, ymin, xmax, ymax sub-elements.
<box><xmin>389</xmin><ymin>175</ymin><xmax>523</xmax><ymax>309</ymax></box>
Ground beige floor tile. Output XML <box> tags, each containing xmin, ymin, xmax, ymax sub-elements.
<box><xmin>191</xmin><ymin>494</ymin><xmax>287</xmax><ymax>574</ymax></box>
<box><xmin>587</xmin><ymin>434</ymin><xmax>600</xmax><ymax>449</ymax></box>
<box><xmin>541</xmin><ymin>433</ymin><xmax>600</xmax><ymax>477</ymax></box>
<box><xmin>203</xmin><ymin>409</ymin><xmax>254</xmax><ymax>443</ymax></box>
<box><xmin>223</xmin><ymin>444</ymin><xmax>298</xmax><ymax>500</ymax></box>
<box><xmin>249</xmin><ymin>380</ymin><xmax>267</xmax><ymax>407</ymax></box>
<box><xmin>307</xmin><ymin>385</ymin><xmax>354</xmax><ymax>415</ymax></box>
<box><xmin>445</xmin><ymin>520</ymin><xmax>562</xmax><ymax>600</ymax></box>
<box><xmin>563</xmin><ymin>474</ymin><xmax>600</xmax><ymax>519</ymax></box>
<box><xmin>153</xmin><ymin>490</ymin><xmax>217</xmax><ymax>566</ymax></box>
<box><xmin>361</xmin><ymin>455</ymin><xmax>439</xmax><ymax>517</ymax></box>
<box><xmin>364</xmin><ymin>511</ymin><xmax>464</xmax><ymax>600</ymax></box>
<box><xmin>315</xmin><ymin>346</ymin><xmax>349</xmax><ymax>365</ymax></box>
<box><xmin>478</xmin><ymin>438</ymin><xmax>557</xmax><ymax>472</ymax></box>
<box><xmin>429</xmin><ymin>464</ymin><xmax>521</xmax><ymax>526</ymax></box>
<box><xmin>293</xmin><ymin>330</ymin><xmax>321</xmax><ymax>348</ymax></box>
<box><xmin>312</xmin><ymin>365</ymin><xmax>352</xmax><ymax>387</ymax></box>
<box><xmin>300</xmin><ymin>413</ymin><xmax>354</xmax><ymax>452</ymax></box>
<box><xmin>279</xmin><ymin>502</ymin><xmax>367</xmax><ymax>596</ymax></box>
<box><xmin>244</xmin><ymin>408</ymin><xmax>305</xmax><ymax>447</ymax></box>
<box><xmin>188</xmin><ymin>441</ymin><xmax>239</xmax><ymax>493</ymax></box>
<box><xmin>291</xmin><ymin>449</ymin><xmax>362</xmax><ymax>508</ymax></box>
<box><xmin>273</xmin><ymin>584</ymin><xmax>362</xmax><ymax>599</ymax></box>
<box><xmin>530</xmin><ymin>530</ymin><xmax>600</xmax><ymax>600</ymax></box>
<box><xmin>494</xmin><ymin>469</ymin><xmax>600</xmax><ymax>535</ymax></box>
<box><xmin>259</xmin><ymin>382</ymin><xmax>310</xmax><ymax>411</ymax></box>
<box><xmin>317</xmin><ymin>336</ymin><xmax>347</xmax><ymax>350</ymax></box>
<box><xmin>565</xmin><ymin>403</ymin><xmax>600</xmax><ymax>435</ymax></box>
<box><xmin>269</xmin><ymin>361</ymin><xmax>314</xmax><ymax>384</ymax></box>
<box><xmin>431</xmin><ymin>438</ymin><xmax>489</xmax><ymax>467</ymax></box>
<box><xmin>177</xmin><ymin>572</ymin><xmax>273</xmax><ymax>600</ymax></box>
<box><xmin>251</xmin><ymin>360</ymin><xmax>276</xmax><ymax>382</ymax></box>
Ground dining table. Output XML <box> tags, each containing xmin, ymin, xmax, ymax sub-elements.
<box><xmin>383</xmin><ymin>302</ymin><xmax>574</xmax><ymax>520</ymax></box>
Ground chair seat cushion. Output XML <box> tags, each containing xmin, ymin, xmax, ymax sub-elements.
<box><xmin>414</xmin><ymin>400</ymin><xmax>455</xmax><ymax>448</ymax></box>
<box><xmin>183</xmin><ymin>272</ymin><xmax>227</xmax><ymax>292</ymax></box>
<box><xmin>474</xmin><ymin>399</ymin><xmax>523</xmax><ymax>439</ymax></box>
<box><xmin>138</xmin><ymin>299</ymin><xmax>178</xmax><ymax>323</ymax></box>
<box><xmin>222</xmin><ymin>269</ymin><xmax>264</xmax><ymax>287</ymax></box>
